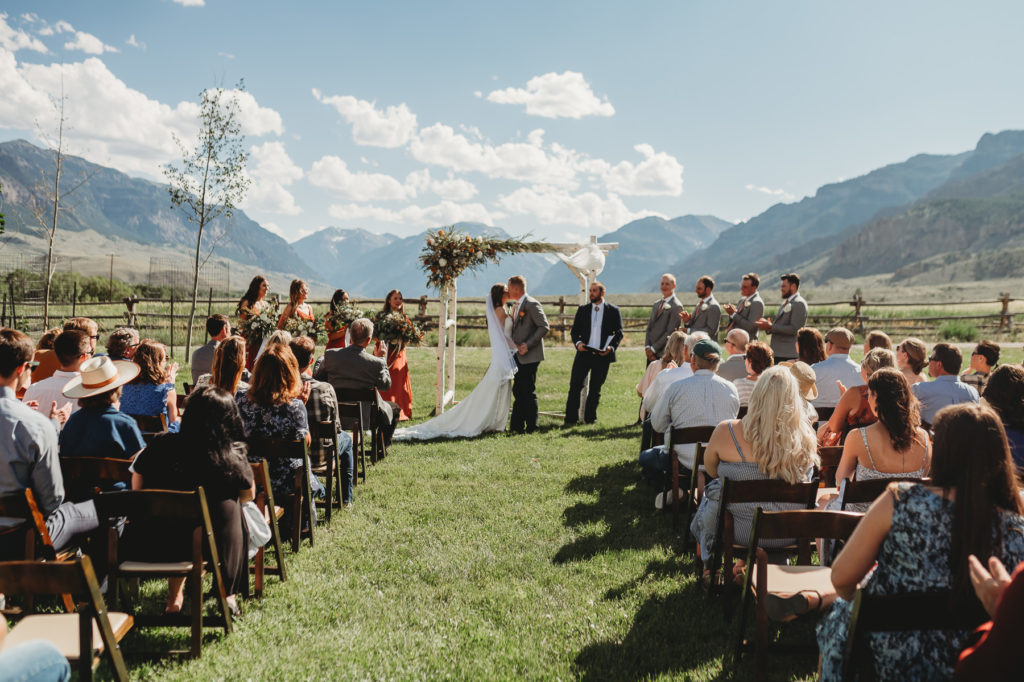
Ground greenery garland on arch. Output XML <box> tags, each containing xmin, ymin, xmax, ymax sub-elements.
<box><xmin>420</xmin><ymin>226</ymin><xmax>553</xmax><ymax>289</ymax></box>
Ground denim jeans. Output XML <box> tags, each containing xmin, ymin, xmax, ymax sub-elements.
<box><xmin>638</xmin><ymin>446</ymin><xmax>670</xmax><ymax>483</ymax></box>
<box><xmin>338</xmin><ymin>430</ymin><xmax>354</xmax><ymax>503</ymax></box>
<box><xmin>0</xmin><ymin>640</ymin><xmax>71</xmax><ymax>682</ymax></box>
<box><xmin>46</xmin><ymin>500</ymin><xmax>99</xmax><ymax>551</ymax></box>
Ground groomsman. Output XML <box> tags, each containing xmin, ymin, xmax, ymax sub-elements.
<box><xmin>755</xmin><ymin>273</ymin><xmax>808</xmax><ymax>363</ymax></box>
<box><xmin>724</xmin><ymin>273</ymin><xmax>765</xmax><ymax>340</ymax></box>
<box><xmin>644</xmin><ymin>274</ymin><xmax>683</xmax><ymax>364</ymax></box>
<box><xmin>564</xmin><ymin>282</ymin><xmax>624</xmax><ymax>426</ymax></box>
<box><xmin>679</xmin><ymin>275</ymin><xmax>722</xmax><ymax>341</ymax></box>
<box><xmin>508</xmin><ymin>275</ymin><xmax>549</xmax><ymax>434</ymax></box>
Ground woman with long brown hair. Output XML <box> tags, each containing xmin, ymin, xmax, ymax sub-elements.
<box><xmin>377</xmin><ymin>289</ymin><xmax>413</xmax><ymax>421</ymax></box>
<box><xmin>120</xmin><ymin>340</ymin><xmax>180</xmax><ymax>430</ymax></box>
<box><xmin>207</xmin><ymin>336</ymin><xmax>249</xmax><ymax>395</ymax></box>
<box><xmin>797</xmin><ymin>327</ymin><xmax>826</xmax><ymax>365</ymax></box>
<box><xmin>277</xmin><ymin>279</ymin><xmax>314</xmax><ymax>330</ymax></box>
<box><xmin>817</xmin><ymin>403</ymin><xmax>1024</xmax><ymax>679</ymax></box>
<box><xmin>237</xmin><ymin>275</ymin><xmax>269</xmax><ymax>371</ymax></box>
<box><xmin>325</xmin><ymin>288</ymin><xmax>350</xmax><ymax>349</ymax></box>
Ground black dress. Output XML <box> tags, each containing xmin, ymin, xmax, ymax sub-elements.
<box><xmin>129</xmin><ymin>433</ymin><xmax>254</xmax><ymax>596</ymax></box>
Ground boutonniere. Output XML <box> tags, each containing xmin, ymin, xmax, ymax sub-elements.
<box><xmin>783</xmin><ymin>303</ymin><xmax>792</xmax><ymax>314</ymax></box>
<box><xmin>518</xmin><ymin>311</ymin><xmax>526</xmax><ymax>318</ymax></box>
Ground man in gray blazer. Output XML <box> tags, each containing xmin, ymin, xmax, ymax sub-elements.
<box><xmin>644</xmin><ymin>274</ymin><xmax>683</xmax><ymax>364</ymax></box>
<box><xmin>190</xmin><ymin>314</ymin><xmax>231</xmax><ymax>384</ymax></box>
<box><xmin>679</xmin><ymin>275</ymin><xmax>723</xmax><ymax>341</ymax></box>
<box><xmin>314</xmin><ymin>317</ymin><xmax>399</xmax><ymax>447</ymax></box>
<box><xmin>724</xmin><ymin>273</ymin><xmax>765</xmax><ymax>340</ymax></box>
<box><xmin>508</xmin><ymin>275</ymin><xmax>549</xmax><ymax>434</ymax></box>
<box><xmin>755</xmin><ymin>273</ymin><xmax>808</xmax><ymax>363</ymax></box>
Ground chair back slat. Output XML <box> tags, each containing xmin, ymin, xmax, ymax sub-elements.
<box><xmin>815</xmin><ymin>406</ymin><xmax>836</xmax><ymax>423</ymax></box>
<box><xmin>670</xmin><ymin>425</ymin><xmax>717</xmax><ymax>446</ymax></box>
<box><xmin>722</xmin><ymin>479</ymin><xmax>819</xmax><ymax>506</ymax></box>
<box><xmin>246</xmin><ymin>436</ymin><xmax>306</xmax><ymax>462</ymax></box>
<box><xmin>838</xmin><ymin>477</ymin><xmax>931</xmax><ymax>510</ymax></box>
<box><xmin>93</xmin><ymin>488</ymin><xmax>203</xmax><ymax>522</ymax></box>
<box><xmin>129</xmin><ymin>413</ymin><xmax>168</xmax><ymax>434</ymax></box>
<box><xmin>60</xmin><ymin>457</ymin><xmax>133</xmax><ymax>499</ymax></box>
<box><xmin>751</xmin><ymin>508</ymin><xmax>863</xmax><ymax>544</ymax></box>
<box><xmin>0</xmin><ymin>489</ymin><xmax>58</xmax><ymax>561</ymax></box>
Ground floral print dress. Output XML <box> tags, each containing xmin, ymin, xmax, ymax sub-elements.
<box><xmin>817</xmin><ymin>483</ymin><xmax>1024</xmax><ymax>680</ymax></box>
<box><xmin>235</xmin><ymin>392</ymin><xmax>309</xmax><ymax>497</ymax></box>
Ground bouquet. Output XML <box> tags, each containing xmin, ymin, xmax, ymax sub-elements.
<box><xmin>373</xmin><ymin>311</ymin><xmax>424</xmax><ymax>347</ymax></box>
<box><xmin>420</xmin><ymin>227</ymin><xmax>551</xmax><ymax>289</ymax></box>
<box><xmin>326</xmin><ymin>302</ymin><xmax>364</xmax><ymax>333</ymax></box>
<box><xmin>283</xmin><ymin>315</ymin><xmax>325</xmax><ymax>341</ymax></box>
<box><xmin>237</xmin><ymin>300</ymin><xmax>279</xmax><ymax>343</ymax></box>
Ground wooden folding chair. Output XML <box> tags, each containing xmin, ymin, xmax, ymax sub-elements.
<box><xmin>310</xmin><ymin>419</ymin><xmax>344</xmax><ymax>521</ymax></box>
<box><xmin>0</xmin><ymin>489</ymin><xmax>76</xmax><ymax>613</ymax></box>
<box><xmin>664</xmin><ymin>425</ymin><xmax>716</xmax><ymax>530</ymax></box>
<box><xmin>733</xmin><ymin>508</ymin><xmax>863</xmax><ymax>681</ymax></box>
<box><xmin>0</xmin><ymin>556</ymin><xmax>133</xmax><ymax>682</ymax></box>
<box><xmin>249</xmin><ymin>459</ymin><xmax>287</xmax><ymax>598</ymax></box>
<box><xmin>817</xmin><ymin>445</ymin><xmax>844</xmax><ymax>488</ymax></box>
<box><xmin>128</xmin><ymin>413</ymin><xmax>168</xmax><ymax>444</ymax></box>
<box><xmin>837</xmin><ymin>476</ymin><xmax>931</xmax><ymax>511</ymax></box>
<box><xmin>337</xmin><ymin>396</ymin><xmax>367</xmax><ymax>483</ymax></box>
<box><xmin>842</xmin><ymin>589</ymin><xmax>987</xmax><ymax>681</ymax></box>
<box><xmin>736</xmin><ymin>406</ymin><xmax>748</xmax><ymax>420</ymax></box>
<box><xmin>92</xmin><ymin>487</ymin><xmax>232</xmax><ymax>659</ymax></box>
<box><xmin>59</xmin><ymin>457</ymin><xmax>133</xmax><ymax>501</ymax></box>
<box><xmin>246</xmin><ymin>437</ymin><xmax>316</xmax><ymax>552</ymax></box>
<box><xmin>702</xmin><ymin>478</ymin><xmax>819</xmax><ymax>604</ymax></box>
<box><xmin>336</xmin><ymin>387</ymin><xmax>388</xmax><ymax>463</ymax></box>
<box><xmin>815</xmin><ymin>406</ymin><xmax>836</xmax><ymax>425</ymax></box>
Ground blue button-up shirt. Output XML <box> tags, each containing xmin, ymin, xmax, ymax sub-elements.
<box><xmin>912</xmin><ymin>375</ymin><xmax>980</xmax><ymax>424</ymax></box>
<box><xmin>0</xmin><ymin>385</ymin><xmax>64</xmax><ymax>517</ymax></box>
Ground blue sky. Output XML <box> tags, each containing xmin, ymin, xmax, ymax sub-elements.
<box><xmin>2</xmin><ymin>1</ymin><xmax>1023</xmax><ymax>243</ymax></box>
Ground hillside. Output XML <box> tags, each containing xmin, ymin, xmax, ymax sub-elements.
<box><xmin>292</xmin><ymin>227</ymin><xmax>399</xmax><ymax>286</ymax></box>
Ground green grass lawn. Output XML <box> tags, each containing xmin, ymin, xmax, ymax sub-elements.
<box><xmin>120</xmin><ymin>346</ymin><xmax>821</xmax><ymax>681</ymax></box>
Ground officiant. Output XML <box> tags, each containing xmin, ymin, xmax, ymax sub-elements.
<box><xmin>564</xmin><ymin>282</ymin><xmax>624</xmax><ymax>426</ymax></box>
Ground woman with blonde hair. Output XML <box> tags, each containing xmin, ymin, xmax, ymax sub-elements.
<box><xmin>690</xmin><ymin>365</ymin><xmax>820</xmax><ymax>564</ymax></box>
<box><xmin>637</xmin><ymin>330</ymin><xmax>686</xmax><ymax>416</ymax></box>
<box><xmin>818</xmin><ymin>347</ymin><xmax>896</xmax><ymax>445</ymax></box>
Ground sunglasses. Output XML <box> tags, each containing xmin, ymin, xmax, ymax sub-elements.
<box><xmin>26</xmin><ymin>361</ymin><xmax>40</xmax><ymax>373</ymax></box>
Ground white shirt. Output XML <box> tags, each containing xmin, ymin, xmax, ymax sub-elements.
<box><xmin>641</xmin><ymin>364</ymin><xmax>694</xmax><ymax>419</ymax></box>
<box><xmin>22</xmin><ymin>370</ymin><xmax>80</xmax><ymax>419</ymax></box>
<box><xmin>811</xmin><ymin>353</ymin><xmax>864</xmax><ymax>407</ymax></box>
<box><xmin>588</xmin><ymin>302</ymin><xmax>605</xmax><ymax>349</ymax></box>
<box><xmin>650</xmin><ymin>369</ymin><xmax>740</xmax><ymax>469</ymax></box>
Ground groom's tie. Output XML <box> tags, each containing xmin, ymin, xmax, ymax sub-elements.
<box><xmin>655</xmin><ymin>299</ymin><xmax>664</xmax><ymax>317</ymax></box>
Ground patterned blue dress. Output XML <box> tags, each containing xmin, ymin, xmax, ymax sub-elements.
<box><xmin>120</xmin><ymin>382</ymin><xmax>178</xmax><ymax>432</ymax></box>
<box><xmin>817</xmin><ymin>483</ymin><xmax>1024</xmax><ymax>680</ymax></box>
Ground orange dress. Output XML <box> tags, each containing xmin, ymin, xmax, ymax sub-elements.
<box><xmin>380</xmin><ymin>343</ymin><xmax>412</xmax><ymax>421</ymax></box>
<box><xmin>325</xmin><ymin>320</ymin><xmax>347</xmax><ymax>350</ymax></box>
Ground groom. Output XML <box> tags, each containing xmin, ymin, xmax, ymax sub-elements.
<box><xmin>508</xmin><ymin>275</ymin><xmax>549</xmax><ymax>434</ymax></box>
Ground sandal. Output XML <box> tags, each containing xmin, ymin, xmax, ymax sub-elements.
<box><xmin>765</xmin><ymin>590</ymin><xmax>822</xmax><ymax>622</ymax></box>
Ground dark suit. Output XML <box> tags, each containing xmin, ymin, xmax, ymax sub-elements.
<box><xmin>564</xmin><ymin>302</ymin><xmax>624</xmax><ymax>424</ymax></box>
<box><xmin>314</xmin><ymin>344</ymin><xmax>399</xmax><ymax>447</ymax></box>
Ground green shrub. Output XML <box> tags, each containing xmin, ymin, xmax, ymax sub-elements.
<box><xmin>938</xmin><ymin>320</ymin><xmax>978</xmax><ymax>342</ymax></box>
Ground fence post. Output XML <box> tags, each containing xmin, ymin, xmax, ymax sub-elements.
<box><xmin>999</xmin><ymin>292</ymin><xmax>1012</xmax><ymax>330</ymax></box>
<box><xmin>170</xmin><ymin>293</ymin><xmax>175</xmax><ymax>357</ymax></box>
<box><xmin>71</xmin><ymin>281</ymin><xmax>77</xmax><ymax>318</ymax></box>
<box><xmin>8</xmin><ymin>282</ymin><xmax>15</xmax><ymax>331</ymax></box>
<box><xmin>851</xmin><ymin>293</ymin><xmax>865</xmax><ymax>333</ymax></box>
<box><xmin>205</xmin><ymin>287</ymin><xmax>213</xmax><ymax>342</ymax></box>
<box><xmin>558</xmin><ymin>296</ymin><xmax>566</xmax><ymax>340</ymax></box>
<box><xmin>418</xmin><ymin>295</ymin><xmax>428</xmax><ymax>318</ymax></box>
<box><xmin>1</xmin><ymin>294</ymin><xmax>6</xmax><ymax>327</ymax></box>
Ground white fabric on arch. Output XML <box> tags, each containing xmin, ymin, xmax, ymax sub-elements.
<box><xmin>556</xmin><ymin>242</ymin><xmax>606</xmax><ymax>277</ymax></box>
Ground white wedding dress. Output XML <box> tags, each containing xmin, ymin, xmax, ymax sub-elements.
<box><xmin>393</xmin><ymin>300</ymin><xmax>517</xmax><ymax>441</ymax></box>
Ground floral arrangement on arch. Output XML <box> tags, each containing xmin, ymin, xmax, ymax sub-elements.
<box><xmin>420</xmin><ymin>226</ymin><xmax>551</xmax><ymax>289</ymax></box>
<box><xmin>326</xmin><ymin>301</ymin><xmax>364</xmax><ymax>333</ymax></box>
<box><xmin>237</xmin><ymin>299</ymin><xmax>280</xmax><ymax>343</ymax></box>
<box><xmin>283</xmin><ymin>314</ymin><xmax>325</xmax><ymax>342</ymax></box>
<box><xmin>373</xmin><ymin>310</ymin><xmax>424</xmax><ymax>347</ymax></box>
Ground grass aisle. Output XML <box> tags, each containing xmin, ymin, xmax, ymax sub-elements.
<box><xmin>138</xmin><ymin>348</ymin><xmax>814</xmax><ymax>681</ymax></box>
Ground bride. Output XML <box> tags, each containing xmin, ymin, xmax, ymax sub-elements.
<box><xmin>393</xmin><ymin>283</ymin><xmax>516</xmax><ymax>440</ymax></box>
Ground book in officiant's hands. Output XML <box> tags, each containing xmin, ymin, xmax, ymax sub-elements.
<box><xmin>581</xmin><ymin>334</ymin><xmax>615</xmax><ymax>353</ymax></box>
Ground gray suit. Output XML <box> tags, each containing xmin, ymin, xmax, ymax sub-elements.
<box><xmin>314</xmin><ymin>344</ymin><xmax>396</xmax><ymax>436</ymax></box>
<box><xmin>716</xmin><ymin>354</ymin><xmax>747</xmax><ymax>382</ymax></box>
<box><xmin>644</xmin><ymin>296</ymin><xmax>683</xmax><ymax>358</ymax></box>
<box><xmin>190</xmin><ymin>340</ymin><xmax>218</xmax><ymax>384</ymax></box>
<box><xmin>768</xmin><ymin>293</ymin><xmax>808</xmax><ymax>361</ymax></box>
<box><xmin>509</xmin><ymin>295</ymin><xmax>549</xmax><ymax>433</ymax></box>
<box><xmin>687</xmin><ymin>295</ymin><xmax>723</xmax><ymax>342</ymax></box>
<box><xmin>727</xmin><ymin>292</ymin><xmax>764</xmax><ymax>340</ymax></box>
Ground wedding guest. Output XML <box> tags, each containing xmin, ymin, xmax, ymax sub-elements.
<box><xmin>278</xmin><ymin>278</ymin><xmax>314</xmax><ymax>332</ymax></box>
<box><xmin>291</xmin><ymin>336</ymin><xmax>356</xmax><ymax>507</ymax></box>
<box><xmin>22</xmin><ymin>329</ymin><xmax>93</xmax><ymax>419</ymax></box>
<box><xmin>130</xmin><ymin>386</ymin><xmax>254</xmax><ymax>616</ymax></box>
<box><xmin>378</xmin><ymin>289</ymin><xmax>414</xmax><ymax>421</ymax></box>
<box><xmin>912</xmin><ymin>342</ymin><xmax>980</xmax><ymax>425</ymax></box>
<box><xmin>196</xmin><ymin>336</ymin><xmax>250</xmax><ymax>395</ymax></box>
<box><xmin>797</xmin><ymin>327</ymin><xmax>826</xmax><ymax>365</ymax></box>
<box><xmin>864</xmin><ymin>330</ymin><xmax>893</xmax><ymax>353</ymax></box>
<box><xmin>954</xmin><ymin>555</ymin><xmax>1024</xmax><ymax>680</ymax></box>
<box><xmin>644</xmin><ymin>274</ymin><xmax>683</xmax><ymax>364</ymax></box>
<box><xmin>638</xmin><ymin>330</ymin><xmax>686</xmax><ymax>420</ymax></box>
<box><xmin>36</xmin><ymin>327</ymin><xmax>61</xmax><ymax>351</ymax></box>
<box><xmin>0</xmin><ymin>627</ymin><xmax>70</xmax><ymax>682</ymax></box>
<box><xmin>564</xmin><ymin>281</ymin><xmax>623</xmax><ymax>426</ymax></box>
<box><xmin>64</xmin><ymin>317</ymin><xmax>100</xmax><ymax>353</ymax></box>
<box><xmin>325</xmin><ymin>288</ymin><xmax>350</xmax><ymax>350</ymax></box>
<box><xmin>754</xmin><ymin>273</ymin><xmax>807</xmax><ymax>363</ymax></box>
<box><xmin>818</xmin><ymin>348</ymin><xmax>895</xmax><ymax>445</ymax></box>
<box><xmin>785</xmin><ymin>360</ymin><xmax>820</xmax><ymax>422</ymax></box>
<box><xmin>105</xmin><ymin>327</ymin><xmax>139</xmax><ymax>362</ymax></box>
<box><xmin>724</xmin><ymin>273</ymin><xmax>765</xmax><ymax>340</ymax></box>
<box><xmin>120</xmin><ymin>341</ymin><xmax>180</xmax><ymax>430</ymax></box>
<box><xmin>0</xmin><ymin>329</ymin><xmax>99</xmax><ymax>554</ymax></box>
<box><xmin>817</xmin><ymin>403</ymin><xmax>1024</xmax><ymax>680</ymax></box>
<box><xmin>819</xmin><ymin>367</ymin><xmax>930</xmax><ymax>511</ymax></box>
<box><xmin>237</xmin><ymin>275</ymin><xmax>269</xmax><ymax>371</ymax></box>
<box><xmin>59</xmin><ymin>356</ymin><xmax>145</xmax><ymax>460</ymax></box>
<box><xmin>981</xmin><ymin>365</ymin><xmax>1024</xmax><ymax>472</ymax></box>
<box><xmin>896</xmin><ymin>337</ymin><xmax>928</xmax><ymax>386</ymax></box>
<box><xmin>255</xmin><ymin>329</ymin><xmax>293</xmax><ymax>366</ymax></box>
<box><xmin>962</xmin><ymin>340</ymin><xmax>999</xmax><ymax>393</ymax></box>
<box><xmin>641</xmin><ymin>331</ymin><xmax>705</xmax><ymax>419</ymax></box>
<box><xmin>32</xmin><ymin>318</ymin><xmax>98</xmax><ymax>382</ymax></box>
<box><xmin>733</xmin><ymin>340</ymin><xmax>774</xmax><ymax>406</ymax></box>
<box><xmin>716</xmin><ymin>329</ymin><xmax>749</xmax><ymax>383</ymax></box>
<box><xmin>191</xmin><ymin>314</ymin><xmax>231</xmax><ymax>384</ymax></box>
<box><xmin>679</xmin><ymin>275</ymin><xmax>723</xmax><ymax>341</ymax></box>
<box><xmin>811</xmin><ymin>327</ymin><xmax>864</xmax><ymax>408</ymax></box>
<box><xmin>690</xmin><ymin>366</ymin><xmax>818</xmax><ymax>563</ymax></box>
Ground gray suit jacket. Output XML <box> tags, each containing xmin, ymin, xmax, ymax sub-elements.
<box><xmin>769</xmin><ymin>293</ymin><xmax>808</xmax><ymax>360</ymax></box>
<box><xmin>716</xmin><ymin>354</ymin><xmax>747</xmax><ymax>382</ymax></box>
<box><xmin>190</xmin><ymin>341</ymin><xmax>218</xmax><ymax>384</ymax></box>
<box><xmin>511</xmin><ymin>295</ymin><xmax>549</xmax><ymax>364</ymax></box>
<box><xmin>314</xmin><ymin>344</ymin><xmax>393</xmax><ymax>422</ymax></box>
<box><xmin>728</xmin><ymin>293</ymin><xmax>764</xmax><ymax>339</ymax></box>
<box><xmin>687</xmin><ymin>295</ymin><xmax>723</xmax><ymax>342</ymax></box>
<box><xmin>644</xmin><ymin>296</ymin><xmax>683</xmax><ymax>357</ymax></box>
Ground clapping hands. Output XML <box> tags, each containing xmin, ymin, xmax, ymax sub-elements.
<box><xmin>678</xmin><ymin>310</ymin><xmax>691</xmax><ymax>323</ymax></box>
<box><xmin>754</xmin><ymin>317</ymin><xmax>772</xmax><ymax>331</ymax></box>
<box><xmin>968</xmin><ymin>554</ymin><xmax>1012</xmax><ymax>618</ymax></box>
<box><xmin>723</xmin><ymin>303</ymin><xmax>737</xmax><ymax>315</ymax></box>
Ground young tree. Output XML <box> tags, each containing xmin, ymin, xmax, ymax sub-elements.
<box><xmin>164</xmin><ymin>81</ymin><xmax>251</xmax><ymax>357</ymax></box>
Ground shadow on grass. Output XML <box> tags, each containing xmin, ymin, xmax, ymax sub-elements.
<box><xmin>556</xmin><ymin>422</ymin><xmax>641</xmax><ymax>442</ymax></box>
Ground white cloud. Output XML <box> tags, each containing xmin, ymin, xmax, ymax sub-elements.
<box><xmin>497</xmin><ymin>186</ymin><xmax>662</xmax><ymax>230</ymax></box>
<box><xmin>405</xmin><ymin>169</ymin><xmax>478</xmax><ymax>201</ymax></box>
<box><xmin>308</xmin><ymin>155</ymin><xmax>412</xmax><ymax>201</ymax></box>
<box><xmin>126</xmin><ymin>34</ymin><xmax>145</xmax><ymax>50</ymax></box>
<box><xmin>54</xmin><ymin>21</ymin><xmax>74</xmax><ymax>33</ymax></box>
<box><xmin>172</xmin><ymin>0</ymin><xmax>206</xmax><ymax>6</ymax></box>
<box><xmin>313</xmin><ymin>89</ymin><xmax>417</xmax><ymax>148</ymax></box>
<box><xmin>328</xmin><ymin>200</ymin><xmax>498</xmax><ymax>227</ymax></box>
<box><xmin>243</xmin><ymin>141</ymin><xmax>303</xmax><ymax>216</ymax></box>
<box><xmin>0</xmin><ymin>13</ymin><xmax>48</xmax><ymax>52</ymax></box>
<box><xmin>218</xmin><ymin>51</ymin><xmax>235</xmax><ymax>60</ymax></box>
<box><xmin>745</xmin><ymin>184</ymin><xmax>796</xmax><ymax>202</ymax></box>
<box><xmin>486</xmin><ymin>71</ymin><xmax>614</xmax><ymax>119</ymax></box>
<box><xmin>603</xmin><ymin>143</ymin><xmax>683</xmax><ymax>196</ymax></box>
<box><xmin>64</xmin><ymin>30</ymin><xmax>119</xmax><ymax>55</ymax></box>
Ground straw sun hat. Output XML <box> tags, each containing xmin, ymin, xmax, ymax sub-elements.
<box><xmin>62</xmin><ymin>356</ymin><xmax>140</xmax><ymax>399</ymax></box>
<box><xmin>780</xmin><ymin>360</ymin><xmax>818</xmax><ymax>402</ymax></box>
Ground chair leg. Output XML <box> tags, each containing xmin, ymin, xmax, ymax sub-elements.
<box><xmin>303</xmin><ymin>468</ymin><xmax>316</xmax><ymax>548</ymax></box>
<box><xmin>254</xmin><ymin>544</ymin><xmax>265</xmax><ymax>598</ymax></box>
<box><xmin>190</xmin><ymin>571</ymin><xmax>203</xmax><ymax>658</ymax></box>
<box><xmin>324</xmin><ymin>454</ymin><xmax>334</xmax><ymax>523</ymax></box>
<box><xmin>754</xmin><ymin>559</ymin><xmax>769</xmax><ymax>682</ymax></box>
<box><xmin>268</xmin><ymin>507</ymin><xmax>287</xmax><ymax>582</ymax></box>
<box><xmin>290</xmin><ymin>494</ymin><xmax>301</xmax><ymax>553</ymax></box>
<box><xmin>212</xmin><ymin>566</ymin><xmax>232</xmax><ymax>635</ymax></box>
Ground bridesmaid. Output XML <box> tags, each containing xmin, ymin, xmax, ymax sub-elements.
<box><xmin>325</xmin><ymin>289</ymin><xmax>349</xmax><ymax>350</ymax></box>
<box><xmin>278</xmin><ymin>279</ymin><xmax>314</xmax><ymax>329</ymax></box>
<box><xmin>237</xmin><ymin>275</ymin><xmax>269</xmax><ymax>371</ymax></box>
<box><xmin>378</xmin><ymin>289</ymin><xmax>413</xmax><ymax>421</ymax></box>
